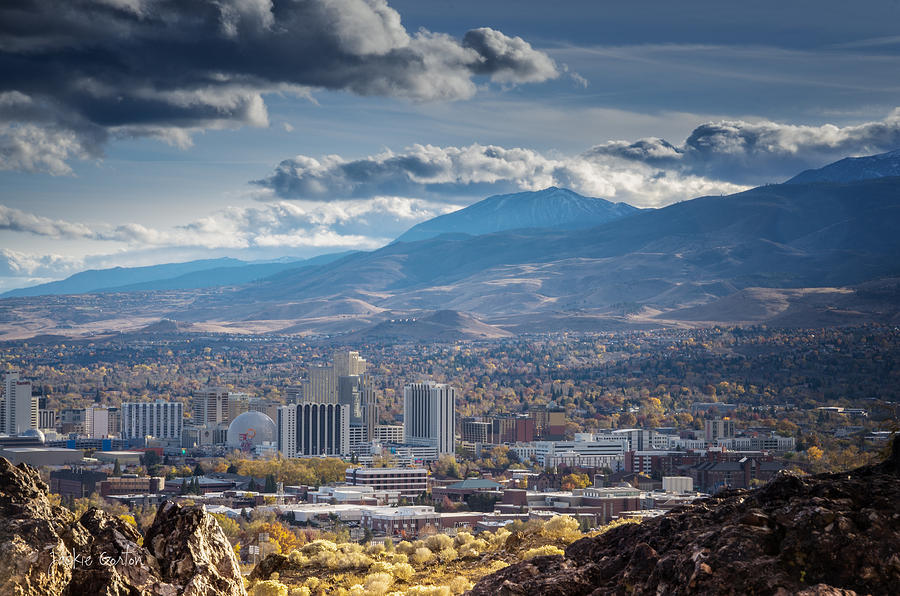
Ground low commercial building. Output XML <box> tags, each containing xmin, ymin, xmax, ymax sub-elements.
<box><xmin>0</xmin><ymin>447</ymin><xmax>83</xmax><ymax>467</ymax></box>
<box><xmin>345</xmin><ymin>467</ymin><xmax>428</xmax><ymax>498</ymax></box>
<box><xmin>432</xmin><ymin>478</ymin><xmax>503</xmax><ymax>503</ymax></box>
<box><xmin>100</xmin><ymin>475</ymin><xmax>165</xmax><ymax>497</ymax></box>
<box><xmin>50</xmin><ymin>468</ymin><xmax>108</xmax><ymax>498</ymax></box>
<box><xmin>361</xmin><ymin>506</ymin><xmax>440</xmax><ymax>538</ymax></box>
<box><xmin>94</xmin><ymin>450</ymin><xmax>143</xmax><ymax>467</ymax></box>
<box><xmin>309</xmin><ymin>484</ymin><xmax>401</xmax><ymax>506</ymax></box>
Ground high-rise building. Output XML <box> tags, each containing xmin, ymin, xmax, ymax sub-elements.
<box><xmin>303</xmin><ymin>350</ymin><xmax>368</xmax><ymax>403</ymax></box>
<box><xmin>530</xmin><ymin>403</ymin><xmax>567</xmax><ymax>440</ymax></box>
<box><xmin>192</xmin><ymin>387</ymin><xmax>230</xmax><ymax>425</ymax></box>
<box><xmin>227</xmin><ymin>392</ymin><xmax>252</xmax><ymax>422</ymax></box>
<box><xmin>2</xmin><ymin>373</ymin><xmax>37</xmax><ymax>435</ymax></box>
<box><xmin>59</xmin><ymin>408</ymin><xmax>86</xmax><ymax>435</ymax></box>
<box><xmin>705</xmin><ymin>418</ymin><xmax>736</xmax><ymax>442</ymax></box>
<box><xmin>403</xmin><ymin>382</ymin><xmax>455</xmax><ymax>455</ymax></box>
<box><xmin>38</xmin><ymin>409</ymin><xmax>56</xmax><ymax>431</ymax></box>
<box><xmin>338</xmin><ymin>374</ymin><xmax>376</xmax><ymax>447</ymax></box>
<box><xmin>84</xmin><ymin>407</ymin><xmax>109</xmax><ymax>438</ymax></box>
<box><xmin>304</xmin><ymin>366</ymin><xmax>336</xmax><ymax>403</ymax></box>
<box><xmin>277</xmin><ymin>402</ymin><xmax>350</xmax><ymax>457</ymax></box>
<box><xmin>461</xmin><ymin>415</ymin><xmax>535</xmax><ymax>445</ymax></box>
<box><xmin>121</xmin><ymin>400</ymin><xmax>183</xmax><ymax>440</ymax></box>
<box><xmin>334</xmin><ymin>350</ymin><xmax>367</xmax><ymax>378</ymax></box>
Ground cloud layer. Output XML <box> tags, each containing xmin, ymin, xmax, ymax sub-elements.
<box><xmin>0</xmin><ymin>196</ymin><xmax>458</xmax><ymax>260</ymax></box>
<box><xmin>587</xmin><ymin>109</ymin><xmax>900</xmax><ymax>183</ymax></box>
<box><xmin>255</xmin><ymin>142</ymin><xmax>746</xmax><ymax>207</ymax></box>
<box><xmin>255</xmin><ymin>110</ymin><xmax>900</xmax><ymax>205</ymax></box>
<box><xmin>0</xmin><ymin>0</ymin><xmax>557</xmax><ymax>174</ymax></box>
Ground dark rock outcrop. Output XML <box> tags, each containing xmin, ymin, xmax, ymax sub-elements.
<box><xmin>145</xmin><ymin>501</ymin><xmax>246</xmax><ymax>596</ymax></box>
<box><xmin>469</xmin><ymin>439</ymin><xmax>900</xmax><ymax>596</ymax></box>
<box><xmin>0</xmin><ymin>457</ymin><xmax>246</xmax><ymax>596</ymax></box>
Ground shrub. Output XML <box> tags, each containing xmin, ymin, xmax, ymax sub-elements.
<box><xmin>425</xmin><ymin>533</ymin><xmax>454</xmax><ymax>552</ymax></box>
<box><xmin>436</xmin><ymin>547</ymin><xmax>458</xmax><ymax>563</ymax></box>
<box><xmin>393</xmin><ymin>562</ymin><xmax>415</xmax><ymax>581</ymax></box>
<box><xmin>289</xmin><ymin>588</ymin><xmax>311</xmax><ymax>596</ymax></box>
<box><xmin>457</xmin><ymin>543</ymin><xmax>481</xmax><ymax>559</ymax></box>
<box><xmin>453</xmin><ymin>532</ymin><xmax>474</xmax><ymax>547</ymax></box>
<box><xmin>406</xmin><ymin>586</ymin><xmax>452</xmax><ymax>596</ymax></box>
<box><xmin>302</xmin><ymin>539</ymin><xmax>338</xmax><ymax>556</ymax></box>
<box><xmin>542</xmin><ymin>515</ymin><xmax>581</xmax><ymax>542</ymax></box>
<box><xmin>411</xmin><ymin>546</ymin><xmax>434</xmax><ymax>566</ymax></box>
<box><xmin>363</xmin><ymin>572</ymin><xmax>394</xmax><ymax>595</ymax></box>
<box><xmin>448</xmin><ymin>576</ymin><xmax>474</xmax><ymax>595</ymax></box>
<box><xmin>287</xmin><ymin>550</ymin><xmax>308</xmax><ymax>566</ymax></box>
<box><xmin>487</xmin><ymin>528</ymin><xmax>511</xmax><ymax>550</ymax></box>
<box><xmin>521</xmin><ymin>545</ymin><xmax>565</xmax><ymax>560</ymax></box>
<box><xmin>396</xmin><ymin>540</ymin><xmax>416</xmax><ymax>555</ymax></box>
<box><xmin>250</xmin><ymin>579</ymin><xmax>288</xmax><ymax>596</ymax></box>
<box><xmin>368</xmin><ymin>560</ymin><xmax>394</xmax><ymax>575</ymax></box>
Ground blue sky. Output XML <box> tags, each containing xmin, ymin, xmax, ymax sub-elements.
<box><xmin>2</xmin><ymin>0</ymin><xmax>900</xmax><ymax>291</ymax></box>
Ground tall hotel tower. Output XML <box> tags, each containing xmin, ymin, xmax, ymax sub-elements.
<box><xmin>121</xmin><ymin>400</ymin><xmax>183</xmax><ymax>440</ymax></box>
<box><xmin>403</xmin><ymin>381</ymin><xmax>456</xmax><ymax>455</ymax></box>
<box><xmin>277</xmin><ymin>403</ymin><xmax>350</xmax><ymax>457</ymax></box>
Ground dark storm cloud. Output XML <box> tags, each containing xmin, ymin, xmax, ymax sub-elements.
<box><xmin>0</xmin><ymin>0</ymin><xmax>557</xmax><ymax>173</ymax></box>
<box><xmin>588</xmin><ymin>110</ymin><xmax>900</xmax><ymax>183</ymax></box>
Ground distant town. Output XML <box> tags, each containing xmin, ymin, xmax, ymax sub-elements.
<box><xmin>1</xmin><ymin>326</ymin><xmax>897</xmax><ymax>566</ymax></box>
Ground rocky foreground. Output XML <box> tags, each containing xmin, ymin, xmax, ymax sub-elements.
<box><xmin>469</xmin><ymin>439</ymin><xmax>900</xmax><ymax>596</ymax></box>
<box><xmin>0</xmin><ymin>457</ymin><xmax>246</xmax><ymax>596</ymax></box>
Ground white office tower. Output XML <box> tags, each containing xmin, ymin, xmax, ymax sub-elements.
<box><xmin>2</xmin><ymin>372</ymin><xmax>38</xmax><ymax>435</ymax></box>
<box><xmin>403</xmin><ymin>382</ymin><xmax>455</xmax><ymax>455</ymax></box>
<box><xmin>192</xmin><ymin>387</ymin><xmax>230</xmax><ymax>425</ymax></box>
<box><xmin>84</xmin><ymin>406</ymin><xmax>111</xmax><ymax>438</ymax></box>
<box><xmin>277</xmin><ymin>403</ymin><xmax>350</xmax><ymax>457</ymax></box>
<box><xmin>121</xmin><ymin>400</ymin><xmax>183</xmax><ymax>440</ymax></box>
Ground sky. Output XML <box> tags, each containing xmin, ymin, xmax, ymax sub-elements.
<box><xmin>2</xmin><ymin>0</ymin><xmax>900</xmax><ymax>292</ymax></box>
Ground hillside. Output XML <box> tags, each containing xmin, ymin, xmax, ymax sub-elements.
<box><xmin>395</xmin><ymin>187</ymin><xmax>639</xmax><ymax>243</ymax></box>
<box><xmin>2</xmin><ymin>176</ymin><xmax>900</xmax><ymax>339</ymax></box>
<box><xmin>469</xmin><ymin>438</ymin><xmax>900</xmax><ymax>596</ymax></box>
<box><xmin>188</xmin><ymin>177</ymin><xmax>900</xmax><ymax>321</ymax></box>
<box><xmin>788</xmin><ymin>149</ymin><xmax>900</xmax><ymax>184</ymax></box>
<box><xmin>343</xmin><ymin>310</ymin><xmax>514</xmax><ymax>342</ymax></box>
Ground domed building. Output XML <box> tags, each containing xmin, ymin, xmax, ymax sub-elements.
<box><xmin>226</xmin><ymin>411</ymin><xmax>276</xmax><ymax>452</ymax></box>
<box><xmin>19</xmin><ymin>428</ymin><xmax>46</xmax><ymax>443</ymax></box>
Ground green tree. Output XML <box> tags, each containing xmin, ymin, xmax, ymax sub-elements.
<box><xmin>264</xmin><ymin>474</ymin><xmax>277</xmax><ymax>493</ymax></box>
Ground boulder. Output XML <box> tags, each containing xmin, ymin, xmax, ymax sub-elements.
<box><xmin>0</xmin><ymin>457</ymin><xmax>246</xmax><ymax>596</ymax></box>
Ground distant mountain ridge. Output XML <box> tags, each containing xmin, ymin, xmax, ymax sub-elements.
<box><xmin>395</xmin><ymin>187</ymin><xmax>639</xmax><ymax>242</ymax></box>
<box><xmin>1</xmin><ymin>252</ymin><xmax>355</xmax><ymax>298</ymax></box>
<box><xmin>788</xmin><ymin>148</ymin><xmax>900</xmax><ymax>184</ymax></box>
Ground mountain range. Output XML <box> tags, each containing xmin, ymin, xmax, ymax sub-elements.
<box><xmin>788</xmin><ymin>149</ymin><xmax>900</xmax><ymax>184</ymax></box>
<box><xmin>2</xmin><ymin>150</ymin><xmax>900</xmax><ymax>340</ymax></box>
<box><xmin>1</xmin><ymin>252</ymin><xmax>355</xmax><ymax>298</ymax></box>
<box><xmin>394</xmin><ymin>187</ymin><xmax>638</xmax><ymax>242</ymax></box>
